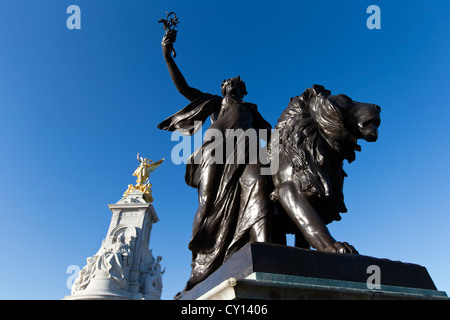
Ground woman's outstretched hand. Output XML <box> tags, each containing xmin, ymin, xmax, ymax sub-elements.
<box><xmin>159</xmin><ymin>12</ymin><xmax>179</xmax><ymax>58</ymax></box>
<box><xmin>162</xmin><ymin>30</ymin><xmax>177</xmax><ymax>58</ymax></box>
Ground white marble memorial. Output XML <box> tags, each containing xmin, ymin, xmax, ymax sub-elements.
<box><xmin>65</xmin><ymin>190</ymin><xmax>164</xmax><ymax>300</ymax></box>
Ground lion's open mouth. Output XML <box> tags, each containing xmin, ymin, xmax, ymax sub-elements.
<box><xmin>362</xmin><ymin>118</ymin><xmax>381</xmax><ymax>128</ymax></box>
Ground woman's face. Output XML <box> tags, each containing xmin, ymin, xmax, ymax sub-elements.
<box><xmin>225</xmin><ymin>82</ymin><xmax>240</xmax><ymax>96</ymax></box>
<box><xmin>222</xmin><ymin>80</ymin><xmax>244</xmax><ymax>100</ymax></box>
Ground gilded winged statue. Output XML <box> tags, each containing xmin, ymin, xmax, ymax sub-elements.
<box><xmin>123</xmin><ymin>153</ymin><xmax>164</xmax><ymax>203</ymax></box>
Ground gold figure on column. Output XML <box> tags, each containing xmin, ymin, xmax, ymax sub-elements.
<box><xmin>123</xmin><ymin>153</ymin><xmax>164</xmax><ymax>203</ymax></box>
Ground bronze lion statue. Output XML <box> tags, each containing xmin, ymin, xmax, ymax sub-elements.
<box><xmin>268</xmin><ymin>85</ymin><xmax>381</xmax><ymax>254</ymax></box>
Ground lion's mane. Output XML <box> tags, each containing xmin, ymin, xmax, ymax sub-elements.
<box><xmin>271</xmin><ymin>85</ymin><xmax>361</xmax><ymax>224</ymax></box>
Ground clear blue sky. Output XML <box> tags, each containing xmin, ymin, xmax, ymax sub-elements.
<box><xmin>0</xmin><ymin>0</ymin><xmax>449</xmax><ymax>300</ymax></box>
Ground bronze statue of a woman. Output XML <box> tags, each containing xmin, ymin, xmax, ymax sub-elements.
<box><xmin>157</xmin><ymin>17</ymin><xmax>273</xmax><ymax>292</ymax></box>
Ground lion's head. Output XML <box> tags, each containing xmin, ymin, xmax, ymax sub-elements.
<box><xmin>271</xmin><ymin>85</ymin><xmax>381</xmax><ymax>223</ymax></box>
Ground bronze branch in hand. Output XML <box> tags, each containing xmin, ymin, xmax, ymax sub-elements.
<box><xmin>158</xmin><ymin>12</ymin><xmax>179</xmax><ymax>58</ymax></box>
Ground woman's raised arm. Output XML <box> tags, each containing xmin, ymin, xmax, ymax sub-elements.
<box><xmin>161</xmin><ymin>31</ymin><xmax>203</xmax><ymax>102</ymax></box>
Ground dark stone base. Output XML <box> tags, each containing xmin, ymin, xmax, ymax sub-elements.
<box><xmin>177</xmin><ymin>243</ymin><xmax>447</xmax><ymax>300</ymax></box>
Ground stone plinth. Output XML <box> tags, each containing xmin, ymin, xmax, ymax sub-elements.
<box><xmin>178</xmin><ymin>243</ymin><xmax>447</xmax><ymax>300</ymax></box>
<box><xmin>65</xmin><ymin>190</ymin><xmax>163</xmax><ymax>300</ymax></box>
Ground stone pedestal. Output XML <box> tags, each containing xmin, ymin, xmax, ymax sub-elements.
<box><xmin>178</xmin><ymin>243</ymin><xmax>448</xmax><ymax>300</ymax></box>
<box><xmin>65</xmin><ymin>190</ymin><xmax>163</xmax><ymax>300</ymax></box>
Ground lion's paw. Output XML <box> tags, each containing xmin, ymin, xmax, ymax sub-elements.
<box><xmin>324</xmin><ymin>242</ymin><xmax>358</xmax><ymax>254</ymax></box>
